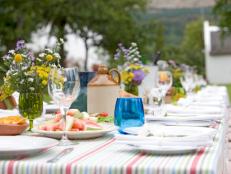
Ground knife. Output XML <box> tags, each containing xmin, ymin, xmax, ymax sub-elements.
<box><xmin>47</xmin><ymin>147</ymin><xmax>74</xmax><ymax>163</ymax></box>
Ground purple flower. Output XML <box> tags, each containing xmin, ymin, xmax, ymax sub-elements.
<box><xmin>114</xmin><ymin>49</ymin><xmax>121</xmax><ymax>60</ymax></box>
<box><xmin>16</xmin><ymin>40</ymin><xmax>25</xmax><ymax>51</ymax></box>
<box><xmin>28</xmin><ymin>50</ymin><xmax>35</xmax><ymax>62</ymax></box>
<box><xmin>132</xmin><ymin>69</ymin><xmax>146</xmax><ymax>85</ymax></box>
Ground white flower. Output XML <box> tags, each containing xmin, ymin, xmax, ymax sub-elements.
<box><xmin>39</xmin><ymin>53</ymin><xmax>45</xmax><ymax>58</ymax></box>
<box><xmin>22</xmin><ymin>66</ymin><xmax>27</xmax><ymax>71</ymax></box>
<box><xmin>24</xmin><ymin>72</ymin><xmax>29</xmax><ymax>76</ymax></box>
<box><xmin>29</xmin><ymin>87</ymin><xmax>35</xmax><ymax>91</ymax></box>
<box><xmin>131</xmin><ymin>42</ymin><xmax>137</xmax><ymax>47</ymax></box>
<box><xmin>8</xmin><ymin>50</ymin><xmax>15</xmax><ymax>54</ymax></box>
<box><xmin>53</xmin><ymin>53</ymin><xmax>61</xmax><ymax>59</ymax></box>
<box><xmin>20</xmin><ymin>80</ymin><xmax>24</xmax><ymax>84</ymax></box>
<box><xmin>45</xmin><ymin>48</ymin><xmax>53</xmax><ymax>54</ymax></box>
<box><xmin>28</xmin><ymin>78</ymin><xmax>34</xmax><ymax>82</ymax></box>
<box><xmin>59</xmin><ymin>38</ymin><xmax>64</xmax><ymax>44</ymax></box>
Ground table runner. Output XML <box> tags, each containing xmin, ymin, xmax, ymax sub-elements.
<box><xmin>0</xmin><ymin>86</ymin><xmax>229</xmax><ymax>174</ymax></box>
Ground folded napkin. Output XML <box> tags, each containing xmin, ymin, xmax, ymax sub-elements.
<box><xmin>146</xmin><ymin>114</ymin><xmax>222</xmax><ymax>122</ymax></box>
<box><xmin>0</xmin><ymin>109</ymin><xmax>19</xmax><ymax>118</ymax></box>
<box><xmin>166</xmin><ymin>105</ymin><xmax>223</xmax><ymax>115</ymax></box>
<box><xmin>116</xmin><ymin>134</ymin><xmax>214</xmax><ymax>148</ymax></box>
<box><xmin>43</xmin><ymin>103</ymin><xmax>59</xmax><ymax>113</ymax></box>
<box><xmin>116</xmin><ymin>125</ymin><xmax>216</xmax><ymax>148</ymax></box>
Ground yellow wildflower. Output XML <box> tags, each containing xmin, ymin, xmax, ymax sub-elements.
<box><xmin>121</xmin><ymin>71</ymin><xmax>134</xmax><ymax>84</ymax></box>
<box><xmin>46</xmin><ymin>54</ymin><xmax>53</xmax><ymax>61</ymax></box>
<box><xmin>42</xmin><ymin>80</ymin><xmax>47</xmax><ymax>86</ymax></box>
<box><xmin>14</xmin><ymin>54</ymin><xmax>23</xmax><ymax>63</ymax></box>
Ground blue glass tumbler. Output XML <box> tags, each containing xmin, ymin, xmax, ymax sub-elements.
<box><xmin>114</xmin><ymin>98</ymin><xmax>144</xmax><ymax>131</ymax></box>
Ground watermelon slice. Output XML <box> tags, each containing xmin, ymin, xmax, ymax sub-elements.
<box><xmin>84</xmin><ymin>120</ymin><xmax>103</xmax><ymax>131</ymax></box>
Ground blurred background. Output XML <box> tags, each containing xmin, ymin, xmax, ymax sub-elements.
<box><xmin>0</xmin><ymin>0</ymin><xmax>230</xmax><ymax>87</ymax></box>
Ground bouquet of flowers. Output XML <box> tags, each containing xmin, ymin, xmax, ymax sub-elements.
<box><xmin>0</xmin><ymin>39</ymin><xmax>63</xmax><ymax>129</ymax></box>
<box><xmin>167</xmin><ymin>60</ymin><xmax>185</xmax><ymax>102</ymax></box>
<box><xmin>0</xmin><ymin>39</ymin><xmax>63</xmax><ymax>101</ymax></box>
<box><xmin>114</xmin><ymin>42</ymin><xmax>148</xmax><ymax>96</ymax></box>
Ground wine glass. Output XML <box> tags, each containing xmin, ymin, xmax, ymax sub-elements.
<box><xmin>150</xmin><ymin>88</ymin><xmax>163</xmax><ymax>117</ymax></box>
<box><xmin>157</xmin><ymin>71</ymin><xmax>173</xmax><ymax>97</ymax></box>
<box><xmin>48</xmin><ymin>67</ymin><xmax>80</xmax><ymax>146</ymax></box>
<box><xmin>156</xmin><ymin>71</ymin><xmax>173</xmax><ymax>116</ymax></box>
<box><xmin>180</xmin><ymin>72</ymin><xmax>195</xmax><ymax>97</ymax></box>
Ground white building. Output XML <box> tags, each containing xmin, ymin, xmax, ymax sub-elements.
<box><xmin>204</xmin><ymin>21</ymin><xmax>231</xmax><ymax>84</ymax></box>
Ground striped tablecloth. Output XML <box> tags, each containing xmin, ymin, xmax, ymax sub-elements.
<box><xmin>0</xmin><ymin>86</ymin><xmax>230</xmax><ymax>174</ymax></box>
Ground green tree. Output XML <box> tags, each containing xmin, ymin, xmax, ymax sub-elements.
<box><xmin>1</xmin><ymin>0</ymin><xmax>159</xmax><ymax>71</ymax></box>
<box><xmin>214</xmin><ymin>0</ymin><xmax>231</xmax><ymax>31</ymax></box>
<box><xmin>179</xmin><ymin>18</ymin><xmax>205</xmax><ymax>74</ymax></box>
<box><xmin>162</xmin><ymin>18</ymin><xmax>205</xmax><ymax>74</ymax></box>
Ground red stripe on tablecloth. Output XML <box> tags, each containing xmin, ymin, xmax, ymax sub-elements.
<box><xmin>66</xmin><ymin>138</ymin><xmax>116</xmax><ymax>174</ymax></box>
<box><xmin>190</xmin><ymin>148</ymin><xmax>205</xmax><ymax>174</ymax></box>
<box><xmin>7</xmin><ymin>161</ymin><xmax>15</xmax><ymax>174</ymax></box>
<box><xmin>7</xmin><ymin>156</ymin><xmax>25</xmax><ymax>174</ymax></box>
<box><xmin>7</xmin><ymin>148</ymin><xmax>52</xmax><ymax>174</ymax></box>
<box><xmin>126</xmin><ymin>152</ymin><xmax>145</xmax><ymax>174</ymax></box>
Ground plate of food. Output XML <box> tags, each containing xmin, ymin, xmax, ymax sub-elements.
<box><xmin>32</xmin><ymin>109</ymin><xmax>115</xmax><ymax>139</ymax></box>
<box><xmin>0</xmin><ymin>115</ymin><xmax>28</xmax><ymax>135</ymax></box>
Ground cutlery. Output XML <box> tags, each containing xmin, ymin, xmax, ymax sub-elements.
<box><xmin>47</xmin><ymin>147</ymin><xmax>74</xmax><ymax>163</ymax></box>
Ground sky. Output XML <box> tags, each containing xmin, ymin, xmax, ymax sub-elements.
<box><xmin>27</xmin><ymin>26</ymin><xmax>103</xmax><ymax>71</ymax></box>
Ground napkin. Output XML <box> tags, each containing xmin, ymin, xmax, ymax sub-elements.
<box><xmin>116</xmin><ymin>134</ymin><xmax>214</xmax><ymax>148</ymax></box>
<box><xmin>0</xmin><ymin>109</ymin><xmax>19</xmax><ymax>118</ymax></box>
<box><xmin>116</xmin><ymin>125</ymin><xmax>216</xmax><ymax>148</ymax></box>
<box><xmin>166</xmin><ymin>105</ymin><xmax>223</xmax><ymax>115</ymax></box>
<box><xmin>146</xmin><ymin>114</ymin><xmax>222</xmax><ymax>122</ymax></box>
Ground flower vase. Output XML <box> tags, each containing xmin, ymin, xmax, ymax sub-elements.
<box><xmin>18</xmin><ymin>92</ymin><xmax>43</xmax><ymax>131</ymax></box>
<box><xmin>125</xmin><ymin>84</ymin><xmax>139</xmax><ymax>96</ymax></box>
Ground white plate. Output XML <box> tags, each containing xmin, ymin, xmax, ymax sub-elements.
<box><xmin>0</xmin><ymin>136</ymin><xmax>58</xmax><ymax>158</ymax></box>
<box><xmin>128</xmin><ymin>144</ymin><xmax>198</xmax><ymax>155</ymax></box>
<box><xmin>146</xmin><ymin>114</ymin><xmax>222</xmax><ymax>122</ymax></box>
<box><xmin>32</xmin><ymin>124</ymin><xmax>115</xmax><ymax>139</ymax></box>
<box><xmin>123</xmin><ymin>125</ymin><xmax>216</xmax><ymax>138</ymax></box>
<box><xmin>149</xmin><ymin>121</ymin><xmax>212</xmax><ymax>127</ymax></box>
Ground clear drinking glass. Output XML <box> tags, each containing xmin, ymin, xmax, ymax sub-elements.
<box><xmin>150</xmin><ymin>88</ymin><xmax>163</xmax><ymax>117</ymax></box>
<box><xmin>156</xmin><ymin>71</ymin><xmax>172</xmax><ymax>116</ymax></box>
<box><xmin>48</xmin><ymin>67</ymin><xmax>80</xmax><ymax>146</ymax></box>
<box><xmin>180</xmin><ymin>72</ymin><xmax>195</xmax><ymax>97</ymax></box>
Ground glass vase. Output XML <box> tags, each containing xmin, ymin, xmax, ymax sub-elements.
<box><xmin>124</xmin><ymin>84</ymin><xmax>139</xmax><ymax>96</ymax></box>
<box><xmin>19</xmin><ymin>92</ymin><xmax>43</xmax><ymax>131</ymax></box>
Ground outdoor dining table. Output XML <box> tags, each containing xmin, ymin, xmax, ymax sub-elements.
<box><xmin>0</xmin><ymin>86</ymin><xmax>230</xmax><ymax>174</ymax></box>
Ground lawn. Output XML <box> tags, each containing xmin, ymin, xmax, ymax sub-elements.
<box><xmin>226</xmin><ymin>84</ymin><xmax>231</xmax><ymax>101</ymax></box>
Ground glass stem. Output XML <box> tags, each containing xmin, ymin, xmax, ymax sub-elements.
<box><xmin>28</xmin><ymin>119</ymin><xmax>33</xmax><ymax>131</ymax></box>
<box><xmin>61</xmin><ymin>106</ymin><xmax>68</xmax><ymax>141</ymax></box>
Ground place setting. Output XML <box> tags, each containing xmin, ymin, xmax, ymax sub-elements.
<box><xmin>0</xmin><ymin>37</ymin><xmax>229</xmax><ymax>173</ymax></box>
<box><xmin>0</xmin><ymin>40</ymin><xmax>117</xmax><ymax>160</ymax></box>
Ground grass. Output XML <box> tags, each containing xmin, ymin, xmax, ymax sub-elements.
<box><xmin>226</xmin><ymin>84</ymin><xmax>231</xmax><ymax>101</ymax></box>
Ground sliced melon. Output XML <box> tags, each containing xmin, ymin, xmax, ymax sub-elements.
<box><xmin>85</xmin><ymin>122</ymin><xmax>103</xmax><ymax>131</ymax></box>
<box><xmin>66</xmin><ymin>116</ymin><xmax>74</xmax><ymax>131</ymax></box>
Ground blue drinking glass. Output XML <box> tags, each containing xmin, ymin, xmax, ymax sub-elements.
<box><xmin>114</xmin><ymin>98</ymin><xmax>144</xmax><ymax>131</ymax></box>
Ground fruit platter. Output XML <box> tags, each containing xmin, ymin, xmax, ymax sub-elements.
<box><xmin>32</xmin><ymin>109</ymin><xmax>115</xmax><ymax>139</ymax></box>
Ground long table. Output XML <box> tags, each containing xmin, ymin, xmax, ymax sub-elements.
<box><xmin>0</xmin><ymin>86</ymin><xmax>230</xmax><ymax>174</ymax></box>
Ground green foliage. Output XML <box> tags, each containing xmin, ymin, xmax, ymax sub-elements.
<box><xmin>0</xmin><ymin>0</ymin><xmax>159</xmax><ymax>71</ymax></box>
<box><xmin>162</xmin><ymin>18</ymin><xmax>205</xmax><ymax>75</ymax></box>
<box><xmin>214</xmin><ymin>0</ymin><xmax>231</xmax><ymax>31</ymax></box>
<box><xmin>179</xmin><ymin>18</ymin><xmax>205</xmax><ymax>74</ymax></box>
<box><xmin>226</xmin><ymin>84</ymin><xmax>231</xmax><ymax>101</ymax></box>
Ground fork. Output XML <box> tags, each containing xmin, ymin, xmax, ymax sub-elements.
<box><xmin>47</xmin><ymin>147</ymin><xmax>74</xmax><ymax>163</ymax></box>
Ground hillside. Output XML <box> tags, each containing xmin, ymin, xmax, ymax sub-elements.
<box><xmin>149</xmin><ymin>0</ymin><xmax>216</xmax><ymax>9</ymax></box>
